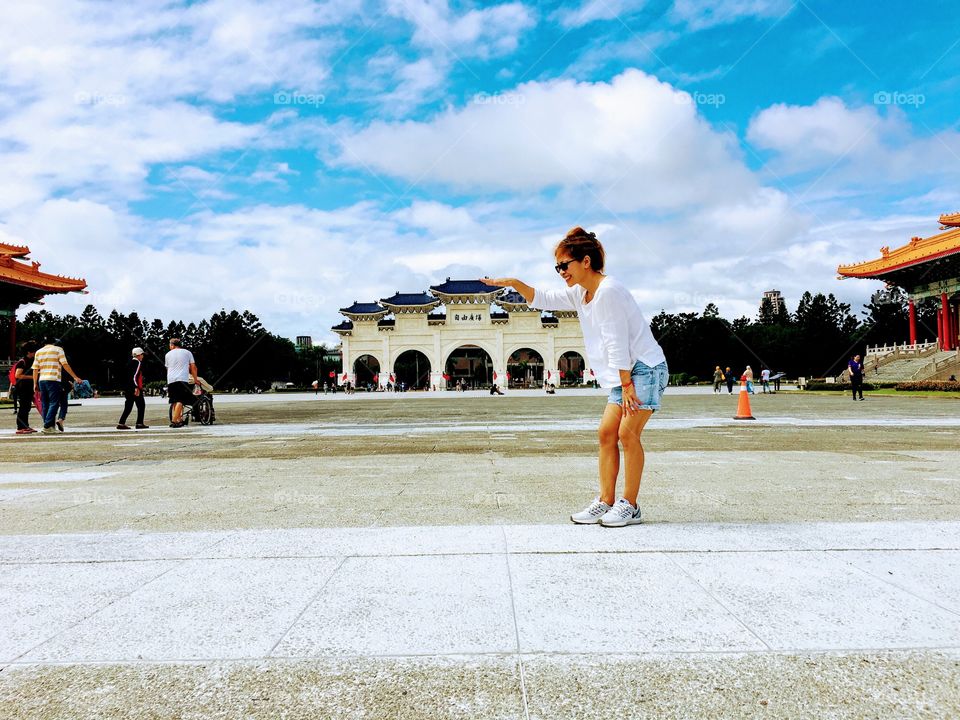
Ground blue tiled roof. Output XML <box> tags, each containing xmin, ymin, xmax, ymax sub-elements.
<box><xmin>381</xmin><ymin>292</ymin><xmax>438</xmax><ymax>306</ymax></box>
<box><xmin>499</xmin><ymin>291</ymin><xmax>528</xmax><ymax>304</ymax></box>
<box><xmin>430</xmin><ymin>278</ymin><xmax>502</xmax><ymax>295</ymax></box>
<box><xmin>331</xmin><ymin>320</ymin><xmax>354</xmax><ymax>331</ymax></box>
<box><xmin>339</xmin><ymin>302</ymin><xmax>386</xmax><ymax>314</ymax></box>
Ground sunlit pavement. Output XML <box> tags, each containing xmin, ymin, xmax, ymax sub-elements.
<box><xmin>2</xmin><ymin>392</ymin><xmax>959</xmax><ymax>718</ymax></box>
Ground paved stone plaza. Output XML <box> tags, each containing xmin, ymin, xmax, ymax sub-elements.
<box><xmin>1</xmin><ymin>389</ymin><xmax>959</xmax><ymax>718</ymax></box>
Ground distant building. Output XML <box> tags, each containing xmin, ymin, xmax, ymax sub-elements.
<box><xmin>761</xmin><ymin>290</ymin><xmax>786</xmax><ymax>313</ymax></box>
<box><xmin>295</xmin><ymin>335</ymin><xmax>313</xmax><ymax>349</ymax></box>
<box><xmin>332</xmin><ymin>278</ymin><xmax>588</xmax><ymax>390</ymax></box>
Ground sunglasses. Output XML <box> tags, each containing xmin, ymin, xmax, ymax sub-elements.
<box><xmin>554</xmin><ymin>259</ymin><xmax>578</xmax><ymax>273</ymax></box>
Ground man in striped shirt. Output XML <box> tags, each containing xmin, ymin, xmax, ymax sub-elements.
<box><xmin>33</xmin><ymin>338</ymin><xmax>83</xmax><ymax>434</ymax></box>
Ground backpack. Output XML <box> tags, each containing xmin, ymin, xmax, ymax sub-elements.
<box><xmin>7</xmin><ymin>361</ymin><xmax>19</xmax><ymax>386</ymax></box>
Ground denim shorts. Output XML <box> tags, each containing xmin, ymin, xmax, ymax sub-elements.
<box><xmin>607</xmin><ymin>360</ymin><xmax>669</xmax><ymax>411</ymax></box>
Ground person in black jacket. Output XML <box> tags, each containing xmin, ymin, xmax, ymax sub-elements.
<box><xmin>13</xmin><ymin>341</ymin><xmax>38</xmax><ymax>434</ymax></box>
<box><xmin>117</xmin><ymin>347</ymin><xmax>149</xmax><ymax>429</ymax></box>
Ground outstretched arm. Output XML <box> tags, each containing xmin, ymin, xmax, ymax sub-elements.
<box><xmin>481</xmin><ymin>277</ymin><xmax>535</xmax><ymax>303</ymax></box>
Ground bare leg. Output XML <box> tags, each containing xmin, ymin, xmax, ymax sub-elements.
<box><xmin>597</xmin><ymin>403</ymin><xmax>623</xmax><ymax>505</ymax></box>
<box><xmin>172</xmin><ymin>402</ymin><xmax>183</xmax><ymax>423</ymax></box>
<box><xmin>619</xmin><ymin>409</ymin><xmax>653</xmax><ymax>506</ymax></box>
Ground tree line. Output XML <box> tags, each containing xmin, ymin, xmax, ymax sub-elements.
<box><xmin>13</xmin><ymin>288</ymin><xmax>932</xmax><ymax>391</ymax></box>
<box><xmin>651</xmin><ymin>288</ymin><xmax>941</xmax><ymax>381</ymax></box>
<box><xmin>16</xmin><ymin>306</ymin><xmax>339</xmax><ymax>392</ymax></box>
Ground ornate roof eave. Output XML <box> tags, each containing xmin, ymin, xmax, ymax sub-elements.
<box><xmin>339</xmin><ymin>310</ymin><xmax>390</xmax><ymax>322</ymax></box>
<box><xmin>430</xmin><ymin>290</ymin><xmax>502</xmax><ymax>305</ymax></box>
<box><xmin>837</xmin><ymin>225</ymin><xmax>960</xmax><ymax>279</ymax></box>
<box><xmin>939</xmin><ymin>212</ymin><xmax>960</xmax><ymax>228</ymax></box>
<box><xmin>0</xmin><ymin>256</ymin><xmax>88</xmax><ymax>294</ymax></box>
<box><xmin>0</xmin><ymin>242</ymin><xmax>31</xmax><ymax>259</ymax></box>
<box><xmin>552</xmin><ymin>310</ymin><xmax>578</xmax><ymax>319</ymax></box>
<box><xmin>498</xmin><ymin>302</ymin><xmax>535</xmax><ymax>312</ymax></box>
<box><xmin>380</xmin><ymin>301</ymin><xmax>440</xmax><ymax>314</ymax></box>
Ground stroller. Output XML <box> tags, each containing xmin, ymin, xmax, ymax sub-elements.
<box><xmin>168</xmin><ymin>376</ymin><xmax>216</xmax><ymax>425</ymax></box>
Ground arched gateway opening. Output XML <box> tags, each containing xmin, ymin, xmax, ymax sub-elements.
<box><xmin>559</xmin><ymin>351</ymin><xmax>585</xmax><ymax>386</ymax></box>
<box><xmin>353</xmin><ymin>354</ymin><xmax>380</xmax><ymax>389</ymax></box>
<box><xmin>394</xmin><ymin>350</ymin><xmax>431</xmax><ymax>390</ymax></box>
<box><xmin>507</xmin><ymin>348</ymin><xmax>544</xmax><ymax>388</ymax></box>
<box><xmin>445</xmin><ymin>345</ymin><xmax>493</xmax><ymax>389</ymax></box>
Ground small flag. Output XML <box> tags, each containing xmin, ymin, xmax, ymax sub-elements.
<box><xmin>373</xmin><ymin>374</ymin><xmax>379</xmax><ymax>383</ymax></box>
<box><xmin>493</xmin><ymin>371</ymin><xmax>498</xmax><ymax>381</ymax></box>
<box><xmin>547</xmin><ymin>370</ymin><xmax>551</xmax><ymax>380</ymax></box>
<box><xmin>328</xmin><ymin>371</ymin><xmax>335</xmax><ymax>378</ymax></box>
<box><xmin>559</xmin><ymin>370</ymin><xmax>565</xmax><ymax>378</ymax></box>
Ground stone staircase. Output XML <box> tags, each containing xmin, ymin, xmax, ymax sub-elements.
<box><xmin>866</xmin><ymin>350</ymin><xmax>960</xmax><ymax>382</ymax></box>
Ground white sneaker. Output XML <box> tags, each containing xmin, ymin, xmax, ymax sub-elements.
<box><xmin>599</xmin><ymin>498</ymin><xmax>642</xmax><ymax>527</ymax></box>
<box><xmin>570</xmin><ymin>497</ymin><xmax>612</xmax><ymax>524</ymax></box>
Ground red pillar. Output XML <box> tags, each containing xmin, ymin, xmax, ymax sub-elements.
<box><xmin>908</xmin><ymin>298</ymin><xmax>917</xmax><ymax>345</ymax></box>
<box><xmin>7</xmin><ymin>313</ymin><xmax>15</xmax><ymax>361</ymax></box>
<box><xmin>941</xmin><ymin>293</ymin><xmax>950</xmax><ymax>350</ymax></box>
<box><xmin>937</xmin><ymin>309</ymin><xmax>943</xmax><ymax>349</ymax></box>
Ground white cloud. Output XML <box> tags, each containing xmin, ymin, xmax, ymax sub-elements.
<box><xmin>670</xmin><ymin>0</ymin><xmax>794</xmax><ymax>30</ymax></box>
<box><xmin>553</xmin><ymin>0</ymin><xmax>647</xmax><ymax>29</ymax></box>
<box><xmin>746</xmin><ymin>97</ymin><xmax>960</xmax><ymax>197</ymax></box>
<box><xmin>335</xmin><ymin>69</ymin><xmax>763</xmax><ymax>213</ymax></box>
<box><xmin>385</xmin><ymin>0</ymin><xmax>536</xmax><ymax>59</ymax></box>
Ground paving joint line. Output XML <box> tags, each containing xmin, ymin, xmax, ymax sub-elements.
<box><xmin>267</xmin><ymin>556</ymin><xmax>348</xmax><ymax>657</ymax></box>
<box><xmin>666</xmin><ymin>553</ymin><xmax>774</xmax><ymax>652</ymax></box>
<box><xmin>501</xmin><ymin>526</ymin><xmax>531</xmax><ymax>720</ymax></box>
<box><xmin>6</xmin><ymin>646</ymin><xmax>960</xmax><ymax>667</ymax></box>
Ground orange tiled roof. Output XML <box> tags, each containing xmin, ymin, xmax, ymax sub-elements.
<box><xmin>0</xmin><ymin>255</ymin><xmax>87</xmax><ymax>293</ymax></box>
<box><xmin>837</xmin><ymin>221</ymin><xmax>960</xmax><ymax>279</ymax></box>
<box><xmin>939</xmin><ymin>212</ymin><xmax>960</xmax><ymax>227</ymax></box>
<box><xmin>0</xmin><ymin>242</ymin><xmax>31</xmax><ymax>258</ymax></box>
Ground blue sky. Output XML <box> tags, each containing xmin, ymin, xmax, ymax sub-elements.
<box><xmin>2</xmin><ymin>0</ymin><xmax>959</xmax><ymax>342</ymax></box>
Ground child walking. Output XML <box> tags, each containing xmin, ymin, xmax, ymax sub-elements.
<box><xmin>484</xmin><ymin>227</ymin><xmax>668</xmax><ymax>527</ymax></box>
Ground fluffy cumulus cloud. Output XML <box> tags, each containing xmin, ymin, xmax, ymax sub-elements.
<box><xmin>335</xmin><ymin>69</ymin><xmax>766</xmax><ymax>213</ymax></box>
<box><xmin>747</xmin><ymin>97</ymin><xmax>960</xmax><ymax>196</ymax></box>
<box><xmin>0</xmin><ymin>0</ymin><xmax>357</xmax><ymax>212</ymax></box>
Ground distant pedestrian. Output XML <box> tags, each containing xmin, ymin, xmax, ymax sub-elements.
<box><xmin>744</xmin><ymin>365</ymin><xmax>755</xmax><ymax>394</ymax></box>
<box><xmin>165</xmin><ymin>338</ymin><xmax>198</xmax><ymax>427</ymax></box>
<box><xmin>724</xmin><ymin>366</ymin><xmax>735</xmax><ymax>394</ymax></box>
<box><xmin>33</xmin><ymin>338</ymin><xmax>83</xmax><ymax>434</ymax></box>
<box><xmin>712</xmin><ymin>366</ymin><xmax>723</xmax><ymax>393</ymax></box>
<box><xmin>761</xmin><ymin>367</ymin><xmax>771</xmax><ymax>394</ymax></box>
<box><xmin>773</xmin><ymin>373</ymin><xmax>781</xmax><ymax>392</ymax></box>
<box><xmin>117</xmin><ymin>347</ymin><xmax>149</xmax><ymax>430</ymax></box>
<box><xmin>57</xmin><ymin>376</ymin><xmax>73</xmax><ymax>432</ymax></box>
<box><xmin>13</xmin><ymin>341</ymin><xmax>38</xmax><ymax>434</ymax></box>
<box><xmin>848</xmin><ymin>354</ymin><xmax>864</xmax><ymax>401</ymax></box>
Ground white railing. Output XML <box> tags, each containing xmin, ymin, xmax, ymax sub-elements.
<box><xmin>910</xmin><ymin>351</ymin><xmax>960</xmax><ymax>381</ymax></box>
<box><xmin>866</xmin><ymin>341</ymin><xmax>937</xmax><ymax>357</ymax></box>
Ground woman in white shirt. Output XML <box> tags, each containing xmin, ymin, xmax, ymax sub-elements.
<box><xmin>483</xmin><ymin>227</ymin><xmax>668</xmax><ymax>527</ymax></box>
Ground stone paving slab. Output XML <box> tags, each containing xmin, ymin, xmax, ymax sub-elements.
<box><xmin>3</xmin><ymin>521</ymin><xmax>960</xmax><ymax>667</ymax></box>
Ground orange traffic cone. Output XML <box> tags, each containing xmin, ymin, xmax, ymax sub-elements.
<box><xmin>733</xmin><ymin>375</ymin><xmax>755</xmax><ymax>420</ymax></box>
